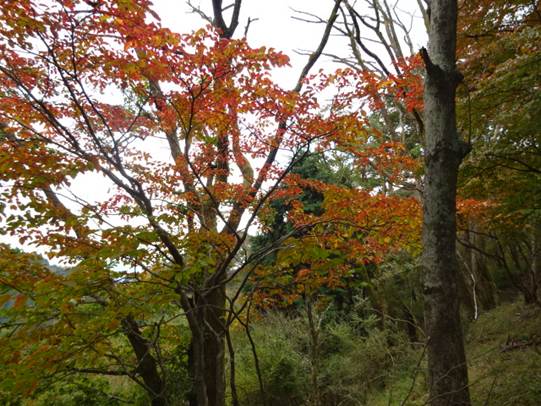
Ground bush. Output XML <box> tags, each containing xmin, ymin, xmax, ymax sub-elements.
<box><xmin>231</xmin><ymin>314</ymin><xmax>307</xmax><ymax>406</ymax></box>
<box><xmin>29</xmin><ymin>376</ymin><xmax>128</xmax><ymax>406</ymax></box>
<box><xmin>229</xmin><ymin>302</ymin><xmax>415</xmax><ymax>406</ymax></box>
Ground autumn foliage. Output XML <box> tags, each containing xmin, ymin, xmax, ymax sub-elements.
<box><xmin>0</xmin><ymin>0</ymin><xmax>430</xmax><ymax>402</ymax></box>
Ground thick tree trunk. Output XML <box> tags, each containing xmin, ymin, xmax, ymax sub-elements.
<box><xmin>190</xmin><ymin>327</ymin><xmax>209</xmax><ymax>406</ymax></box>
<box><xmin>187</xmin><ymin>281</ymin><xmax>227</xmax><ymax>406</ymax></box>
<box><xmin>421</xmin><ymin>1</ymin><xmax>471</xmax><ymax>405</ymax></box>
<box><xmin>202</xmin><ymin>284</ymin><xmax>226</xmax><ymax>406</ymax></box>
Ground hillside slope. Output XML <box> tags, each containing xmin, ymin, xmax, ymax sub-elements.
<box><xmin>369</xmin><ymin>301</ymin><xmax>541</xmax><ymax>405</ymax></box>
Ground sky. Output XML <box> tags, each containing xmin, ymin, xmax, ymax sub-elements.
<box><xmin>153</xmin><ymin>0</ymin><xmax>348</xmax><ymax>88</ymax></box>
<box><xmin>152</xmin><ymin>0</ymin><xmax>427</xmax><ymax>87</ymax></box>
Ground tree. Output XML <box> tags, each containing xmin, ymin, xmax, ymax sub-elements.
<box><xmin>0</xmin><ymin>243</ymin><xmax>185</xmax><ymax>405</ymax></box>
<box><xmin>455</xmin><ymin>0</ymin><xmax>541</xmax><ymax>307</ymax></box>
<box><xmin>420</xmin><ymin>0</ymin><xmax>471</xmax><ymax>404</ymax></box>
<box><xmin>300</xmin><ymin>0</ymin><xmax>426</xmax><ymax>195</ymax></box>
<box><xmin>0</xmin><ymin>1</ymin><xmax>359</xmax><ymax>404</ymax></box>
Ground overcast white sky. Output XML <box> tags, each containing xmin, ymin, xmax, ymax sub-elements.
<box><xmin>152</xmin><ymin>0</ymin><xmax>428</xmax><ymax>87</ymax></box>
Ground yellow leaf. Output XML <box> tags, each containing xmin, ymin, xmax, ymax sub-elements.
<box><xmin>0</xmin><ymin>293</ymin><xmax>11</xmax><ymax>307</ymax></box>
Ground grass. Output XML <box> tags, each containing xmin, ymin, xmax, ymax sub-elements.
<box><xmin>467</xmin><ymin>301</ymin><xmax>541</xmax><ymax>405</ymax></box>
<box><xmin>367</xmin><ymin>300</ymin><xmax>541</xmax><ymax>405</ymax></box>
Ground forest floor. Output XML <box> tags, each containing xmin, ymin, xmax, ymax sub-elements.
<box><xmin>368</xmin><ymin>300</ymin><xmax>541</xmax><ymax>405</ymax></box>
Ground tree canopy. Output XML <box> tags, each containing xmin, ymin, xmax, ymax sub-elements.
<box><xmin>0</xmin><ymin>1</ymin><xmax>539</xmax><ymax>405</ymax></box>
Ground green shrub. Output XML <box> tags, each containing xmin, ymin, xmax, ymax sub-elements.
<box><xmin>29</xmin><ymin>376</ymin><xmax>126</xmax><ymax>406</ymax></box>
<box><xmin>229</xmin><ymin>306</ymin><xmax>415</xmax><ymax>406</ymax></box>
<box><xmin>231</xmin><ymin>314</ymin><xmax>307</xmax><ymax>406</ymax></box>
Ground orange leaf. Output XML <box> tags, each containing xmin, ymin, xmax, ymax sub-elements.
<box><xmin>14</xmin><ymin>294</ymin><xmax>28</xmax><ymax>309</ymax></box>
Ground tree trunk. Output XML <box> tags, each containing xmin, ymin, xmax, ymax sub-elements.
<box><xmin>456</xmin><ymin>245</ymin><xmax>476</xmax><ymax>319</ymax></box>
<box><xmin>469</xmin><ymin>224</ymin><xmax>496</xmax><ymax>310</ymax></box>
<box><xmin>421</xmin><ymin>0</ymin><xmax>471</xmax><ymax>405</ymax></box>
<box><xmin>202</xmin><ymin>284</ymin><xmax>226</xmax><ymax>406</ymax></box>
<box><xmin>188</xmin><ymin>282</ymin><xmax>227</xmax><ymax>406</ymax></box>
<box><xmin>122</xmin><ymin>315</ymin><xmax>168</xmax><ymax>406</ymax></box>
<box><xmin>403</xmin><ymin>304</ymin><xmax>418</xmax><ymax>343</ymax></box>
<box><xmin>528</xmin><ymin>223</ymin><xmax>540</xmax><ymax>305</ymax></box>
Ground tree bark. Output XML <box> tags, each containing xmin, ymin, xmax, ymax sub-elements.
<box><xmin>122</xmin><ymin>315</ymin><xmax>168</xmax><ymax>406</ymax></box>
<box><xmin>531</xmin><ymin>222</ymin><xmax>541</xmax><ymax>304</ymax></box>
<box><xmin>469</xmin><ymin>224</ymin><xmax>497</xmax><ymax>310</ymax></box>
<box><xmin>186</xmin><ymin>281</ymin><xmax>227</xmax><ymax>406</ymax></box>
<box><xmin>421</xmin><ymin>0</ymin><xmax>471</xmax><ymax>405</ymax></box>
<box><xmin>202</xmin><ymin>284</ymin><xmax>226</xmax><ymax>406</ymax></box>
